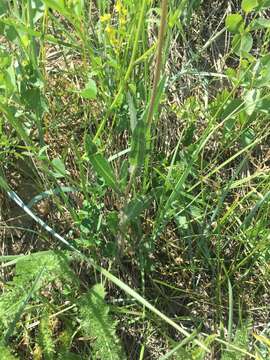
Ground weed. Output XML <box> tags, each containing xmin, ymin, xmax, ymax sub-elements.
<box><xmin>0</xmin><ymin>0</ymin><xmax>270</xmax><ymax>359</ymax></box>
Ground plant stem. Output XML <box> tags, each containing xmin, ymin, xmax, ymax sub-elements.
<box><xmin>146</xmin><ymin>0</ymin><xmax>168</xmax><ymax>128</ymax></box>
<box><xmin>143</xmin><ymin>0</ymin><xmax>168</xmax><ymax>190</ymax></box>
<box><xmin>94</xmin><ymin>0</ymin><xmax>147</xmax><ymax>142</ymax></box>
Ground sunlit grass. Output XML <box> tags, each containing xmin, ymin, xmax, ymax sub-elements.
<box><xmin>0</xmin><ymin>0</ymin><xmax>270</xmax><ymax>358</ymax></box>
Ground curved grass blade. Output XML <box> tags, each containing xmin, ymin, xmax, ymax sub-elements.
<box><xmin>129</xmin><ymin>118</ymin><xmax>146</xmax><ymax>176</ymax></box>
<box><xmin>0</xmin><ymin>178</ymin><xmax>209</xmax><ymax>353</ymax></box>
<box><xmin>240</xmin><ymin>190</ymin><xmax>270</xmax><ymax>230</ymax></box>
<box><xmin>27</xmin><ymin>186</ymin><xmax>79</xmax><ymax>208</ymax></box>
<box><xmin>85</xmin><ymin>135</ymin><xmax>122</xmax><ymax>195</ymax></box>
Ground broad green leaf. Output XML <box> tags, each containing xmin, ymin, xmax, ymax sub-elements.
<box><xmin>0</xmin><ymin>70</ymin><xmax>15</xmax><ymax>96</ymax></box>
<box><xmin>249</xmin><ymin>17</ymin><xmax>270</xmax><ymax>30</ymax></box>
<box><xmin>51</xmin><ymin>158</ymin><xmax>67</xmax><ymax>178</ymax></box>
<box><xmin>232</xmin><ymin>33</ymin><xmax>253</xmax><ymax>56</ymax></box>
<box><xmin>4</xmin><ymin>25</ymin><xmax>17</xmax><ymax>42</ymax></box>
<box><xmin>240</xmin><ymin>128</ymin><xmax>255</xmax><ymax>147</ymax></box>
<box><xmin>244</xmin><ymin>89</ymin><xmax>261</xmax><ymax>115</ymax></box>
<box><xmin>79</xmin><ymin>79</ymin><xmax>97</xmax><ymax>100</ymax></box>
<box><xmin>241</xmin><ymin>0</ymin><xmax>258</xmax><ymax>12</ymax></box>
<box><xmin>119</xmin><ymin>159</ymin><xmax>129</xmax><ymax>188</ymax></box>
<box><xmin>70</xmin><ymin>0</ymin><xmax>84</xmax><ymax>17</ymax></box>
<box><xmin>254</xmin><ymin>55</ymin><xmax>270</xmax><ymax>87</ymax></box>
<box><xmin>257</xmin><ymin>0</ymin><xmax>270</xmax><ymax>9</ymax></box>
<box><xmin>0</xmin><ymin>18</ymin><xmax>79</xmax><ymax>49</ymax></box>
<box><xmin>256</xmin><ymin>97</ymin><xmax>270</xmax><ymax>113</ymax></box>
<box><xmin>168</xmin><ymin>8</ymin><xmax>181</xmax><ymax>28</ymax></box>
<box><xmin>85</xmin><ymin>135</ymin><xmax>121</xmax><ymax>194</ymax></box>
<box><xmin>43</xmin><ymin>0</ymin><xmax>69</xmax><ymax>17</ymax></box>
<box><xmin>129</xmin><ymin>118</ymin><xmax>146</xmax><ymax>174</ymax></box>
<box><xmin>122</xmin><ymin>194</ymin><xmax>151</xmax><ymax>225</ymax></box>
<box><xmin>225</xmin><ymin>14</ymin><xmax>244</xmax><ymax>34</ymax></box>
<box><xmin>58</xmin><ymin>353</ymin><xmax>82</xmax><ymax>360</ymax></box>
<box><xmin>31</xmin><ymin>0</ymin><xmax>45</xmax><ymax>23</ymax></box>
<box><xmin>152</xmin><ymin>75</ymin><xmax>167</xmax><ymax>118</ymax></box>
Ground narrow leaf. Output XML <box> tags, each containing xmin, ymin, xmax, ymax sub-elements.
<box><xmin>85</xmin><ymin>135</ymin><xmax>121</xmax><ymax>194</ymax></box>
<box><xmin>253</xmin><ymin>334</ymin><xmax>270</xmax><ymax>348</ymax></box>
<box><xmin>127</xmin><ymin>91</ymin><xmax>137</xmax><ymax>132</ymax></box>
<box><xmin>122</xmin><ymin>187</ymin><xmax>162</xmax><ymax>225</ymax></box>
<box><xmin>129</xmin><ymin>118</ymin><xmax>146</xmax><ymax>173</ymax></box>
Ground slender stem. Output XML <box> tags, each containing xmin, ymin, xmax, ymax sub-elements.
<box><xmin>27</xmin><ymin>0</ymin><xmax>38</xmax><ymax>67</ymax></box>
<box><xmin>146</xmin><ymin>0</ymin><xmax>168</xmax><ymax>128</ymax></box>
<box><xmin>143</xmin><ymin>0</ymin><xmax>168</xmax><ymax>190</ymax></box>
<box><xmin>94</xmin><ymin>0</ymin><xmax>147</xmax><ymax>141</ymax></box>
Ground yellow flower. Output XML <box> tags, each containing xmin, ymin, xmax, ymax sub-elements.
<box><xmin>115</xmin><ymin>0</ymin><xmax>122</xmax><ymax>13</ymax></box>
<box><xmin>105</xmin><ymin>25</ymin><xmax>114</xmax><ymax>36</ymax></box>
<box><xmin>115</xmin><ymin>0</ymin><xmax>128</xmax><ymax>16</ymax></box>
<box><xmin>115</xmin><ymin>0</ymin><xmax>127</xmax><ymax>28</ymax></box>
<box><xmin>105</xmin><ymin>25</ymin><xmax>118</xmax><ymax>47</ymax></box>
<box><xmin>120</xmin><ymin>16</ymin><xmax>126</xmax><ymax>26</ymax></box>
<box><xmin>100</xmin><ymin>13</ymin><xmax>111</xmax><ymax>23</ymax></box>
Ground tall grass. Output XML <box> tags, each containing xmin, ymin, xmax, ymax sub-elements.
<box><xmin>0</xmin><ymin>0</ymin><xmax>270</xmax><ymax>358</ymax></box>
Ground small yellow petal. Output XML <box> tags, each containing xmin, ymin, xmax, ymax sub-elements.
<box><xmin>100</xmin><ymin>13</ymin><xmax>111</xmax><ymax>23</ymax></box>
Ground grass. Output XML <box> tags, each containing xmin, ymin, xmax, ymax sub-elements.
<box><xmin>0</xmin><ymin>0</ymin><xmax>270</xmax><ymax>358</ymax></box>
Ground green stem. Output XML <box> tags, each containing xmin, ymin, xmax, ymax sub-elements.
<box><xmin>146</xmin><ymin>0</ymin><xmax>168</xmax><ymax>128</ymax></box>
<box><xmin>27</xmin><ymin>0</ymin><xmax>38</xmax><ymax>67</ymax></box>
<box><xmin>94</xmin><ymin>0</ymin><xmax>147</xmax><ymax>142</ymax></box>
<box><xmin>143</xmin><ymin>0</ymin><xmax>168</xmax><ymax>190</ymax></box>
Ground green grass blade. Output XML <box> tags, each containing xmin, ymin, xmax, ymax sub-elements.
<box><xmin>85</xmin><ymin>135</ymin><xmax>121</xmax><ymax>195</ymax></box>
<box><xmin>0</xmin><ymin>183</ymin><xmax>209</xmax><ymax>353</ymax></box>
<box><xmin>129</xmin><ymin>118</ymin><xmax>147</xmax><ymax>176</ymax></box>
